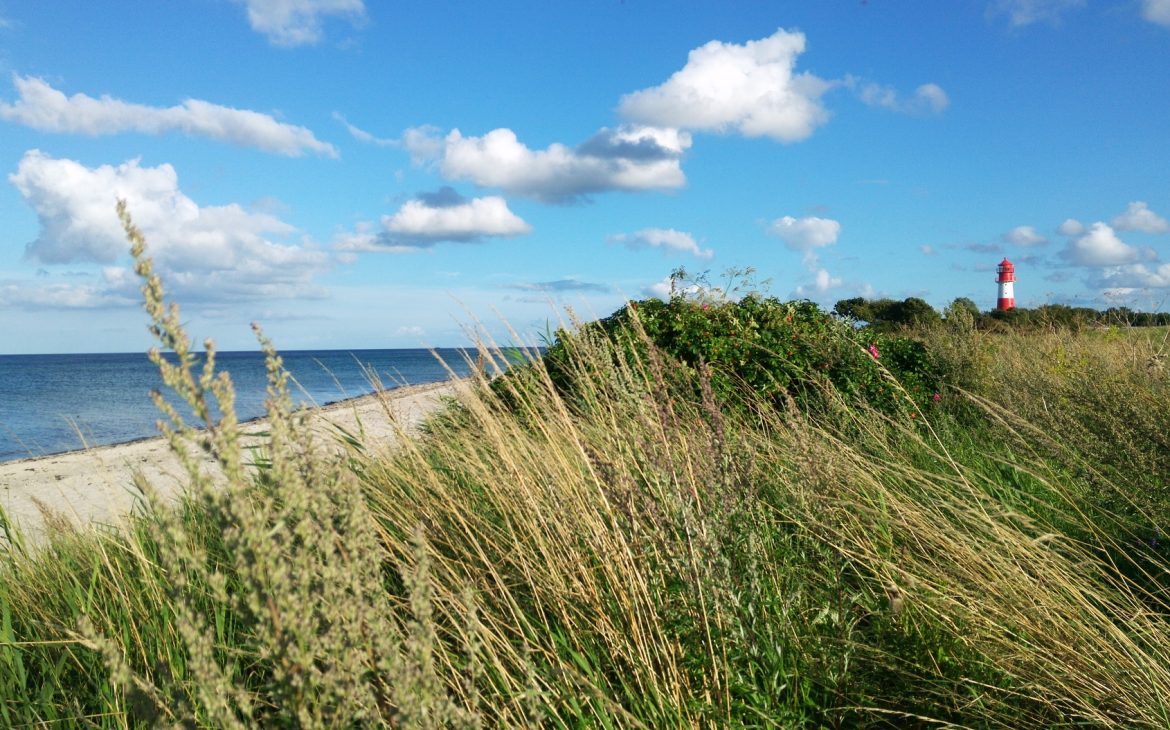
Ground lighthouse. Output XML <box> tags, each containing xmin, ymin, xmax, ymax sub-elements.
<box><xmin>996</xmin><ymin>258</ymin><xmax>1016</xmax><ymax>311</ymax></box>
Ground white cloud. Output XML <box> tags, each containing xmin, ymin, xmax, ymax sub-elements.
<box><xmin>989</xmin><ymin>0</ymin><xmax>1085</xmax><ymax>27</ymax></box>
<box><xmin>1002</xmin><ymin>225</ymin><xmax>1048</xmax><ymax>246</ymax></box>
<box><xmin>1095</xmin><ymin>263</ymin><xmax>1170</xmax><ymax>289</ymax></box>
<box><xmin>914</xmin><ymin>83</ymin><xmax>951</xmax><ymax>113</ymax></box>
<box><xmin>0</xmin><ymin>76</ymin><xmax>337</xmax><ymax>157</ymax></box>
<box><xmin>384</xmin><ymin>194</ymin><xmax>530</xmax><ymax>242</ymax></box>
<box><xmin>9</xmin><ymin>150</ymin><xmax>330</xmax><ymax>303</ymax></box>
<box><xmin>1142</xmin><ymin>0</ymin><xmax>1170</xmax><ymax>27</ymax></box>
<box><xmin>618</xmin><ymin>28</ymin><xmax>832</xmax><ymax>142</ymax></box>
<box><xmin>794</xmin><ymin>268</ymin><xmax>843</xmax><ymax>297</ymax></box>
<box><xmin>610</xmin><ymin>228</ymin><xmax>713</xmax><ymax>260</ymax></box>
<box><xmin>1061</xmin><ymin>221</ymin><xmax>1154</xmax><ymax>267</ymax></box>
<box><xmin>645</xmin><ymin>277</ymin><xmax>674</xmax><ymax>301</ymax></box>
<box><xmin>1112</xmin><ymin>201</ymin><xmax>1169</xmax><ymax>234</ymax></box>
<box><xmin>768</xmin><ymin>215</ymin><xmax>841</xmax><ymax>267</ymax></box>
<box><xmin>403</xmin><ymin>125</ymin><xmax>690</xmax><ymax>203</ymax></box>
<box><xmin>815</xmin><ymin>268</ymin><xmax>842</xmax><ymax>291</ymax></box>
<box><xmin>1057</xmin><ymin>218</ymin><xmax>1085</xmax><ymax>236</ymax></box>
<box><xmin>333</xmin><ymin>111</ymin><xmax>395</xmax><ymax>146</ymax></box>
<box><xmin>920</xmin><ymin>244</ymin><xmax>936</xmax><ymax>256</ymax></box>
<box><xmin>334</xmin><ymin>187</ymin><xmax>530</xmax><ymax>252</ymax></box>
<box><xmin>401</xmin><ymin>125</ymin><xmax>444</xmax><ymax>161</ymax></box>
<box><xmin>0</xmin><ymin>271</ymin><xmax>137</xmax><ymax>310</ymax></box>
<box><xmin>643</xmin><ymin>275</ymin><xmax>707</xmax><ymax>301</ymax></box>
<box><xmin>858</xmin><ymin>81</ymin><xmax>949</xmax><ymax>114</ymax></box>
<box><xmin>236</xmin><ymin>0</ymin><xmax>365</xmax><ymax>46</ymax></box>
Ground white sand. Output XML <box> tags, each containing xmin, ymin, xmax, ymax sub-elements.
<box><xmin>0</xmin><ymin>380</ymin><xmax>459</xmax><ymax>545</ymax></box>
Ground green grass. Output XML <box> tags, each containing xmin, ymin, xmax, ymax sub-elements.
<box><xmin>2</xmin><ymin>209</ymin><xmax>1170</xmax><ymax>726</ymax></box>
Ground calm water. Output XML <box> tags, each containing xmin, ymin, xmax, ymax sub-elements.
<box><xmin>0</xmin><ymin>349</ymin><xmax>474</xmax><ymax>462</ymax></box>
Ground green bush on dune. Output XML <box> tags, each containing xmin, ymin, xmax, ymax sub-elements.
<box><xmin>540</xmin><ymin>291</ymin><xmax>941</xmax><ymax>418</ymax></box>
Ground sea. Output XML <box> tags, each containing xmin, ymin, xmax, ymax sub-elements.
<box><xmin>0</xmin><ymin>349</ymin><xmax>476</xmax><ymax>463</ymax></box>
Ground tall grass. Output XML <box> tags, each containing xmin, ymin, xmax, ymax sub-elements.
<box><xmin>1</xmin><ymin>208</ymin><xmax>1170</xmax><ymax>726</ymax></box>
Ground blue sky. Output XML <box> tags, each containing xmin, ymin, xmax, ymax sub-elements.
<box><xmin>1</xmin><ymin>1</ymin><xmax>1168</xmax><ymax>353</ymax></box>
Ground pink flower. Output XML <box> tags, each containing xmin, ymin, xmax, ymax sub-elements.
<box><xmin>868</xmin><ymin>343</ymin><xmax>881</xmax><ymax>359</ymax></box>
<box><xmin>932</xmin><ymin>392</ymin><xmax>941</xmax><ymax>402</ymax></box>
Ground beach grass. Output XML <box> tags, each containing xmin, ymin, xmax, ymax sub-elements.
<box><xmin>1</xmin><ymin>209</ymin><xmax>1170</xmax><ymax>726</ymax></box>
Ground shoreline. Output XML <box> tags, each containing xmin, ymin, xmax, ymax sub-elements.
<box><xmin>0</xmin><ymin>379</ymin><xmax>461</xmax><ymax>545</ymax></box>
<box><xmin>0</xmin><ymin>379</ymin><xmax>452</xmax><ymax>467</ymax></box>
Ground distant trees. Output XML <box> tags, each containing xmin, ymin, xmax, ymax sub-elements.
<box><xmin>833</xmin><ymin>296</ymin><xmax>941</xmax><ymax>331</ymax></box>
<box><xmin>834</xmin><ymin>296</ymin><xmax>1170</xmax><ymax>331</ymax></box>
<box><xmin>945</xmin><ymin>297</ymin><xmax>980</xmax><ymax>322</ymax></box>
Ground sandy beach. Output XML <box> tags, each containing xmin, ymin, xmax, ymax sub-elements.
<box><xmin>0</xmin><ymin>380</ymin><xmax>459</xmax><ymax>545</ymax></box>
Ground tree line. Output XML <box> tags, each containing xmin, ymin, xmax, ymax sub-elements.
<box><xmin>833</xmin><ymin>296</ymin><xmax>1170</xmax><ymax>332</ymax></box>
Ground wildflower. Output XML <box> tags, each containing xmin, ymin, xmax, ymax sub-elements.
<box><xmin>701</xmin><ymin>303</ymin><xmax>711</xmax><ymax>311</ymax></box>
<box><xmin>868</xmin><ymin>343</ymin><xmax>881</xmax><ymax>359</ymax></box>
<box><xmin>932</xmin><ymin>392</ymin><xmax>941</xmax><ymax>402</ymax></box>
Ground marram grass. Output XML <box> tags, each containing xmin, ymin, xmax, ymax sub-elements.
<box><xmin>1</xmin><ymin>208</ymin><xmax>1170</xmax><ymax>726</ymax></box>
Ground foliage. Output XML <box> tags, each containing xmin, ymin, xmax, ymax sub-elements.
<box><xmin>838</xmin><ymin>296</ymin><xmax>1170</xmax><ymax>332</ymax></box>
<box><xmin>943</xmin><ymin>296</ymin><xmax>981</xmax><ymax>328</ymax></box>
<box><xmin>542</xmin><ymin>293</ymin><xmax>943</xmax><ymax>417</ymax></box>
<box><xmin>833</xmin><ymin>296</ymin><xmax>942</xmax><ymax>331</ymax></box>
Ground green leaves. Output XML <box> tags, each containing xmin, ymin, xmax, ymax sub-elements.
<box><xmin>545</xmin><ymin>294</ymin><xmax>943</xmax><ymax>417</ymax></box>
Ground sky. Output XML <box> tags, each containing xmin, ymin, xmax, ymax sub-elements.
<box><xmin>0</xmin><ymin>0</ymin><xmax>1168</xmax><ymax>354</ymax></box>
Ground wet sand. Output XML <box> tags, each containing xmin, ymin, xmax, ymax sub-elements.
<box><xmin>0</xmin><ymin>380</ymin><xmax>459</xmax><ymax>544</ymax></box>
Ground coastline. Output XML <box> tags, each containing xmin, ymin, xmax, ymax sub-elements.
<box><xmin>0</xmin><ymin>379</ymin><xmax>460</xmax><ymax>545</ymax></box>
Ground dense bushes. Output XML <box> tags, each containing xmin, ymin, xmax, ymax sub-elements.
<box><xmin>541</xmin><ymin>294</ymin><xmax>942</xmax><ymax>417</ymax></box>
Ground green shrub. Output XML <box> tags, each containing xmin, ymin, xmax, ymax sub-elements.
<box><xmin>540</xmin><ymin>294</ymin><xmax>943</xmax><ymax>417</ymax></box>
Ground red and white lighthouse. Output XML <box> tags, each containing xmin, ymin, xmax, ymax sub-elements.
<box><xmin>996</xmin><ymin>258</ymin><xmax>1016</xmax><ymax>311</ymax></box>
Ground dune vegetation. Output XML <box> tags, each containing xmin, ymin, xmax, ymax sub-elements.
<box><xmin>2</xmin><ymin>209</ymin><xmax>1170</xmax><ymax>727</ymax></box>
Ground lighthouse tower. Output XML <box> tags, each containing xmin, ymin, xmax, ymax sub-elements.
<box><xmin>996</xmin><ymin>258</ymin><xmax>1016</xmax><ymax>311</ymax></box>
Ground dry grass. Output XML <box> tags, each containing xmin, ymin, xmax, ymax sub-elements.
<box><xmin>1</xmin><ymin>209</ymin><xmax>1170</xmax><ymax>726</ymax></box>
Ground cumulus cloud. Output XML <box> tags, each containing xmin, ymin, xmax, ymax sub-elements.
<box><xmin>403</xmin><ymin>125</ymin><xmax>690</xmax><ymax>203</ymax></box>
<box><xmin>1002</xmin><ymin>225</ymin><xmax>1048</xmax><ymax>246</ymax></box>
<box><xmin>1112</xmin><ymin>201</ymin><xmax>1169</xmax><ymax>234</ymax></box>
<box><xmin>768</xmin><ymin>215</ymin><xmax>841</xmax><ymax>267</ymax></box>
<box><xmin>1094</xmin><ymin>263</ymin><xmax>1170</xmax><ymax>289</ymax></box>
<box><xmin>9</xmin><ymin>150</ymin><xmax>330</xmax><ymax>302</ymax></box>
<box><xmin>384</xmin><ymin>193</ymin><xmax>530</xmax><ymax>242</ymax></box>
<box><xmin>1142</xmin><ymin>0</ymin><xmax>1170</xmax><ymax>27</ymax></box>
<box><xmin>643</xmin><ymin>276</ymin><xmax>708</xmax><ymax>301</ymax></box>
<box><xmin>334</xmin><ymin>187</ymin><xmax>530</xmax><ymax>251</ymax></box>
<box><xmin>0</xmin><ymin>76</ymin><xmax>337</xmax><ymax>157</ymax></box>
<box><xmin>794</xmin><ymin>268</ymin><xmax>843</xmax><ymax>297</ymax></box>
<box><xmin>1061</xmin><ymin>221</ymin><xmax>1154</xmax><ymax>267</ymax></box>
<box><xmin>857</xmin><ymin>81</ymin><xmax>949</xmax><ymax>114</ymax></box>
<box><xmin>988</xmin><ymin>0</ymin><xmax>1085</xmax><ymax>27</ymax></box>
<box><xmin>236</xmin><ymin>0</ymin><xmax>365</xmax><ymax>46</ymax></box>
<box><xmin>644</xmin><ymin>277</ymin><xmax>674</xmax><ymax>301</ymax></box>
<box><xmin>1057</xmin><ymin>218</ymin><xmax>1085</xmax><ymax>236</ymax></box>
<box><xmin>618</xmin><ymin>28</ymin><xmax>832</xmax><ymax>142</ymax></box>
<box><xmin>609</xmin><ymin>227</ymin><xmax>713</xmax><ymax>259</ymax></box>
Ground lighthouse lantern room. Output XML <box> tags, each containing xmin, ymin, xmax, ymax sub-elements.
<box><xmin>996</xmin><ymin>258</ymin><xmax>1016</xmax><ymax>311</ymax></box>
